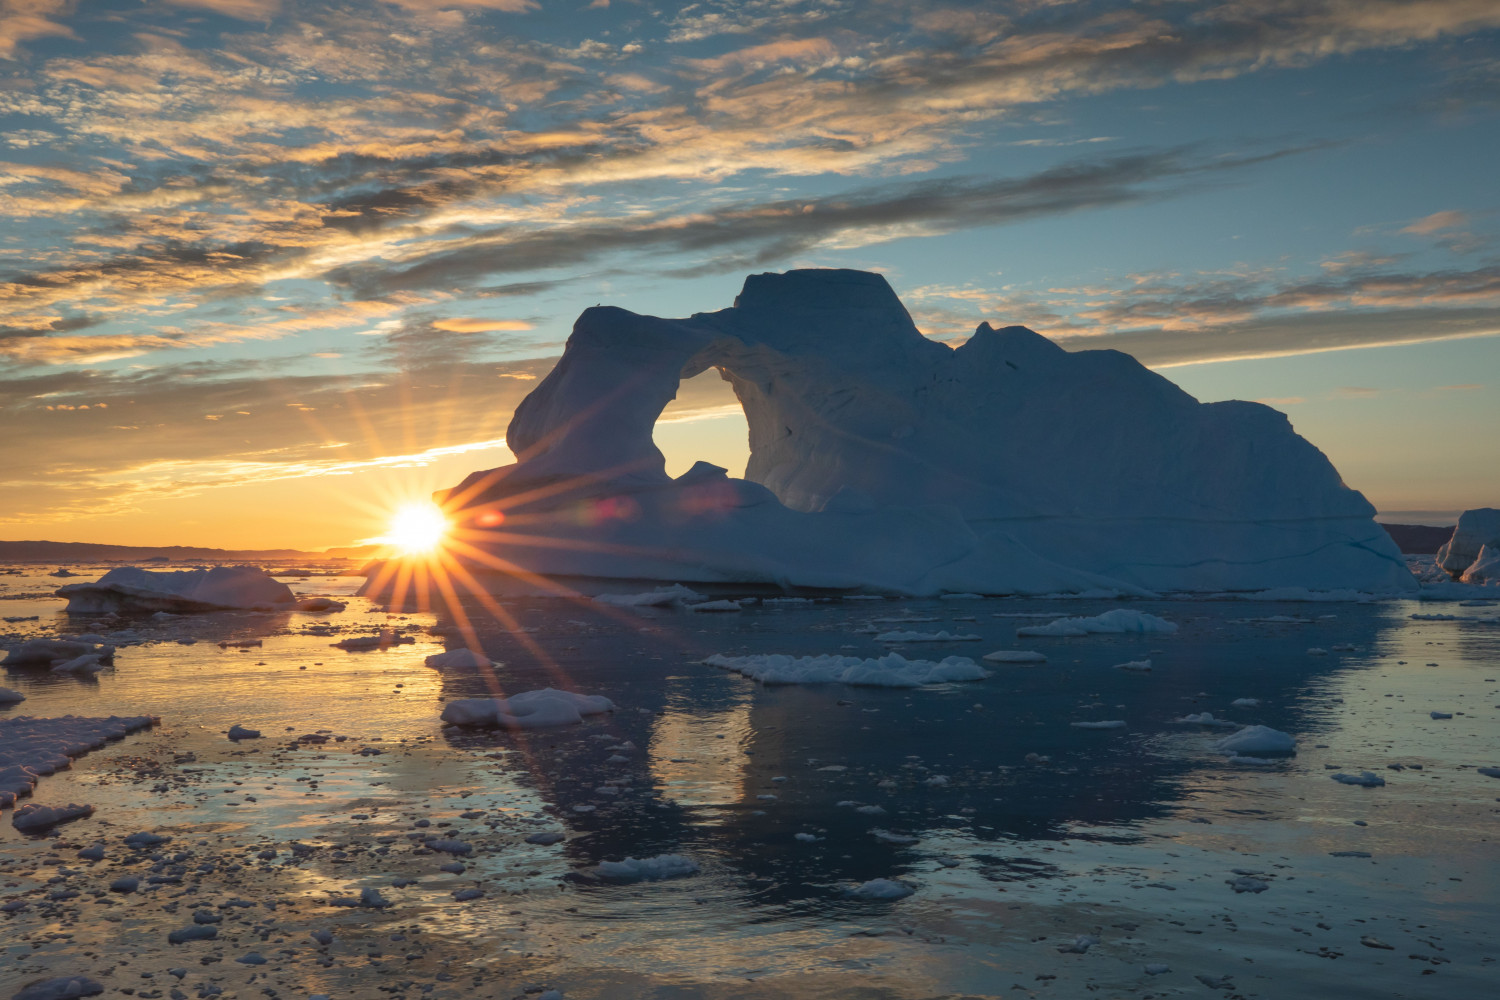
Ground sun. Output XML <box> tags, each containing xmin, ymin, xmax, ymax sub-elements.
<box><xmin>385</xmin><ymin>501</ymin><xmax>450</xmax><ymax>555</ymax></box>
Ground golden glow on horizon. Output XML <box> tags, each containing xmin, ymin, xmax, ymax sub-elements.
<box><xmin>382</xmin><ymin>501</ymin><xmax>451</xmax><ymax>554</ymax></box>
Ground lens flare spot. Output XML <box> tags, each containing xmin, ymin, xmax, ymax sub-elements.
<box><xmin>386</xmin><ymin>501</ymin><xmax>449</xmax><ymax>554</ymax></box>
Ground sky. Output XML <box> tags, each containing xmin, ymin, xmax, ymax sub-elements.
<box><xmin>0</xmin><ymin>0</ymin><xmax>1496</xmax><ymax>551</ymax></box>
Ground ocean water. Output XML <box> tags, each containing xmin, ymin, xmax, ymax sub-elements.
<box><xmin>1</xmin><ymin>566</ymin><xmax>1498</xmax><ymax>999</ymax></box>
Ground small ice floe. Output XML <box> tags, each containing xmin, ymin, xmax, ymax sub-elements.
<box><xmin>595</xmin><ymin>584</ymin><xmax>705</xmax><ymax>607</ymax></box>
<box><xmin>452</xmin><ymin>887</ymin><xmax>485</xmax><ymax>901</ymax></box>
<box><xmin>847</xmin><ymin>878</ymin><xmax>914</xmax><ymax>900</ymax></box>
<box><xmin>109</xmin><ymin>877</ymin><xmax>138</xmax><ymax>893</ymax></box>
<box><xmin>1226</xmin><ymin>875</ymin><xmax>1269</xmax><ymax>893</ymax></box>
<box><xmin>11</xmin><ymin>802</ymin><xmax>93</xmax><ymax>833</ymax></box>
<box><xmin>1144</xmin><ymin>964</ymin><xmax>1171</xmax><ymax>975</ymax></box>
<box><xmin>687</xmin><ymin>600</ymin><xmax>742</xmax><ymax>612</ymax></box>
<box><xmin>441</xmin><ymin>688</ymin><xmax>614</xmax><ymax>729</ymax></box>
<box><xmin>1056</xmin><ymin>934</ymin><xmax>1098</xmax><ymax>954</ymax></box>
<box><xmin>297</xmin><ymin>597</ymin><xmax>346</xmax><ymax>613</ymax></box>
<box><xmin>527</xmin><ymin>831</ymin><xmax>565</xmax><ymax>845</ymax></box>
<box><xmin>424</xmin><ymin>648</ymin><xmax>492</xmax><ymax>669</ymax></box>
<box><xmin>123</xmin><ymin>831</ymin><xmax>169</xmax><ymax>849</ymax></box>
<box><xmin>1307</xmin><ymin>647</ymin><xmax>1328</xmax><ymax>655</ymax></box>
<box><xmin>1411</xmin><ymin>613</ymin><xmax>1459</xmax><ymax>621</ymax></box>
<box><xmin>49</xmin><ymin>653</ymin><xmax>110</xmax><ymax>676</ymax></box>
<box><xmin>1329</xmin><ymin>850</ymin><xmax>1373</xmax><ymax>858</ymax></box>
<box><xmin>1212</xmin><ymin>725</ymin><xmax>1295</xmax><ymax>755</ymax></box>
<box><xmin>1230</xmin><ymin>697</ymin><xmax>1261</xmax><ymax>708</ymax></box>
<box><xmin>1226</xmin><ymin>755</ymin><xmax>1276</xmax><ymax>766</ymax></box>
<box><xmin>167</xmin><ymin>924</ymin><xmax>218</xmax><ymax>944</ymax></box>
<box><xmin>227</xmin><ymin>724</ymin><xmax>260</xmax><ymax>741</ymax></box>
<box><xmin>217</xmin><ymin>639</ymin><xmax>261</xmax><ymax>649</ymax></box>
<box><xmin>982</xmin><ymin>649</ymin><xmax>1046</xmax><ymax>663</ymax></box>
<box><xmin>426</xmin><ymin>838</ymin><xmax>472</xmax><ymax>855</ymax></box>
<box><xmin>0</xmin><ymin>687</ymin><xmax>24</xmax><ymax>704</ymax></box>
<box><xmin>12</xmin><ymin>976</ymin><xmax>105</xmax><ymax>1000</ymax></box>
<box><xmin>1173</xmin><ymin>712</ymin><xmax>1236</xmax><ymax>728</ymax></box>
<box><xmin>57</xmin><ymin>565</ymin><xmax>295</xmax><ymax>613</ymax></box>
<box><xmin>1430</xmin><ymin>711</ymin><xmax>1453</xmax><ymax>720</ymax></box>
<box><xmin>794</xmin><ymin>832</ymin><xmax>820</xmax><ymax>842</ymax></box>
<box><xmin>763</xmin><ymin>596</ymin><xmax>813</xmax><ymax>604</ymax></box>
<box><xmin>1478</xmin><ymin>767</ymin><xmax>1500</xmax><ymax>779</ymax></box>
<box><xmin>875</xmin><ymin>630</ymin><xmax>981</xmax><ymax>642</ymax></box>
<box><xmin>1</xmin><ymin>715</ymin><xmax>157</xmax><ymax>807</ymax></box>
<box><xmin>1360</xmin><ymin>935</ymin><xmax>1395</xmax><ymax>950</ymax></box>
<box><xmin>1330</xmin><ymin>642</ymin><xmax>1357</xmax><ymax>651</ymax></box>
<box><xmin>939</xmin><ymin>593</ymin><xmax>985</xmax><ymax>600</ymax></box>
<box><xmin>1331</xmin><ymin>771</ymin><xmax>1386</xmax><ymax>787</ymax></box>
<box><xmin>705</xmin><ymin>651</ymin><xmax>987</xmax><ymax>687</ymax></box>
<box><xmin>870</xmin><ymin>828</ymin><xmax>919</xmax><ymax>844</ymax></box>
<box><xmin>1</xmin><ymin>638</ymin><xmax>115</xmax><ymax>669</ymax></box>
<box><xmin>596</xmin><ymin>855</ymin><xmax>698</xmax><ymax>881</ymax></box>
<box><xmin>332</xmin><ymin>631</ymin><xmax>415</xmax><ymax>651</ymax></box>
<box><xmin>1113</xmin><ymin>659</ymin><xmax>1152</xmax><ymax>672</ymax></box>
<box><xmin>1017</xmin><ymin>609</ymin><xmax>1177</xmax><ymax>637</ymax></box>
<box><xmin>1071</xmin><ymin>720</ymin><xmax>1126</xmax><ymax>729</ymax></box>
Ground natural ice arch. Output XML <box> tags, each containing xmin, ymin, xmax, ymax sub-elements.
<box><xmin>653</xmin><ymin>369</ymin><xmax>750</xmax><ymax>479</ymax></box>
<box><xmin>430</xmin><ymin>269</ymin><xmax>1416</xmax><ymax>596</ymax></box>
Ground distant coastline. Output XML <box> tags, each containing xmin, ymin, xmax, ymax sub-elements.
<box><xmin>0</xmin><ymin>540</ymin><xmax>379</xmax><ymax>564</ymax></box>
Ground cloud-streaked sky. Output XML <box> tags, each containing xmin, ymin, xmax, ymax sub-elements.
<box><xmin>1</xmin><ymin>0</ymin><xmax>1496</xmax><ymax>548</ymax></box>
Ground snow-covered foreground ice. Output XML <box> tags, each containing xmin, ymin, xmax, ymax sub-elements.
<box><xmin>1</xmin><ymin>566</ymin><xmax>1497</xmax><ymax>1000</ymax></box>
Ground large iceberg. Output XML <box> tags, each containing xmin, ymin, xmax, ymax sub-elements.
<box><xmin>1435</xmin><ymin>508</ymin><xmax>1500</xmax><ymax>584</ymax></box>
<box><xmin>57</xmin><ymin>566</ymin><xmax>295</xmax><ymax>613</ymax></box>
<box><xmin>369</xmin><ymin>269</ymin><xmax>1413</xmax><ymax>597</ymax></box>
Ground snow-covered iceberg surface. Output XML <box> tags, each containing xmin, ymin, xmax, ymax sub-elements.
<box><xmin>57</xmin><ymin>566</ymin><xmax>295</xmax><ymax>613</ymax></box>
<box><xmin>1436</xmin><ymin>508</ymin><xmax>1500</xmax><ymax>585</ymax></box>
<box><xmin>365</xmin><ymin>268</ymin><xmax>1414</xmax><ymax>598</ymax></box>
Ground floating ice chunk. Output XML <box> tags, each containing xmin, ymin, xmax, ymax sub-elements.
<box><xmin>705</xmin><ymin>652</ymin><xmax>987</xmax><ymax>687</ymax></box>
<box><xmin>1113</xmin><ymin>658</ymin><xmax>1152</xmax><ymax>672</ymax></box>
<box><xmin>168</xmin><ymin>924</ymin><xmax>218</xmax><ymax>944</ymax></box>
<box><xmin>1018</xmin><ymin>609</ymin><xmax>1177</xmax><ymax>637</ymax></box>
<box><xmin>595</xmin><ymin>584</ymin><xmax>705</xmax><ymax>607</ymax></box>
<box><xmin>1056</xmin><ymin>934</ymin><xmax>1098</xmax><ymax>953</ymax></box>
<box><xmin>49</xmin><ymin>653</ymin><xmax>110</xmax><ymax>676</ymax></box>
<box><xmin>687</xmin><ymin>600</ymin><xmax>742</xmax><ymax>612</ymax></box>
<box><xmin>1144</xmin><ymin>964</ymin><xmax>1171</xmax><ymax>975</ymax></box>
<box><xmin>1331</xmin><ymin>771</ymin><xmax>1386</xmax><ymax>787</ymax></box>
<box><xmin>1226</xmin><ymin>755</ymin><xmax>1276</xmax><ymax>765</ymax></box>
<box><xmin>441</xmin><ymin>688</ymin><xmax>615</xmax><ymax>729</ymax></box>
<box><xmin>424</xmin><ymin>648</ymin><xmax>492</xmax><ymax>669</ymax></box>
<box><xmin>1071</xmin><ymin>720</ymin><xmax>1126</xmax><ymax>729</ymax></box>
<box><xmin>1430</xmin><ymin>711</ymin><xmax>1453</xmax><ymax>720</ymax></box>
<box><xmin>227</xmin><ymin>725</ymin><xmax>261</xmax><ymax>741</ymax></box>
<box><xmin>12</xmin><ymin>976</ymin><xmax>105</xmax><ymax>1000</ymax></box>
<box><xmin>526</xmin><ymin>831</ymin><xmax>565</xmax><ymax>845</ymax></box>
<box><xmin>982</xmin><ymin>649</ymin><xmax>1046</xmax><ymax>663</ymax></box>
<box><xmin>1230</xmin><ymin>698</ymin><xmax>1261</xmax><ymax>708</ymax></box>
<box><xmin>0</xmin><ymin>687</ymin><xmax>24</xmax><ymax>704</ymax></box>
<box><xmin>1306</xmin><ymin>647</ymin><xmax>1328</xmax><ymax>655</ymax></box>
<box><xmin>1478</xmin><ymin>767</ymin><xmax>1500</xmax><ymax>779</ymax></box>
<box><xmin>596</xmin><ymin>854</ymin><xmax>698</xmax><ymax>881</ymax></box>
<box><xmin>1411</xmin><ymin>613</ymin><xmax>1459</xmax><ymax>621</ymax></box>
<box><xmin>297</xmin><ymin>597</ymin><xmax>346</xmax><ymax>612</ymax></box>
<box><xmin>1</xmin><ymin>638</ymin><xmax>115</xmax><ymax>668</ymax></box>
<box><xmin>1213</xmin><ymin>725</ymin><xmax>1295</xmax><ymax>755</ymax></box>
<box><xmin>847</xmin><ymin>878</ymin><xmax>913</xmax><ymax>900</ymax></box>
<box><xmin>939</xmin><ymin>593</ymin><xmax>984</xmax><ymax>600</ymax></box>
<box><xmin>57</xmin><ymin>565</ymin><xmax>294</xmax><ymax>613</ymax></box>
<box><xmin>1174</xmin><ymin>712</ymin><xmax>1236</xmax><ymax>728</ymax></box>
<box><xmin>330</xmin><ymin>887</ymin><xmax>391</xmax><ymax>908</ymax></box>
<box><xmin>332</xmin><ymin>632</ymin><xmax>414</xmax><ymax>650</ymax></box>
<box><xmin>12</xmin><ymin>802</ymin><xmax>93</xmax><ymax>832</ymax></box>
<box><xmin>427</xmin><ymin>838</ymin><xmax>472</xmax><ymax>855</ymax></box>
<box><xmin>875</xmin><ymin>630</ymin><xmax>981</xmax><ymax>642</ymax></box>
<box><xmin>1227</xmin><ymin>876</ymin><xmax>1269</xmax><ymax>893</ymax></box>
<box><xmin>871</xmin><ymin>828</ymin><xmax>919</xmax><ymax>844</ymax></box>
<box><xmin>122</xmin><ymin>831</ymin><xmax>169</xmax><ymax>849</ymax></box>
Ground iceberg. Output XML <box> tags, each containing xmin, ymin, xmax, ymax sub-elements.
<box><xmin>57</xmin><ymin>566</ymin><xmax>295</xmax><ymax>613</ymax></box>
<box><xmin>366</xmin><ymin>269</ymin><xmax>1414</xmax><ymax>598</ymax></box>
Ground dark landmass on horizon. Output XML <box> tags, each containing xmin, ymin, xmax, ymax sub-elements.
<box><xmin>0</xmin><ymin>524</ymin><xmax>1454</xmax><ymax>565</ymax></box>
<box><xmin>0</xmin><ymin>540</ymin><xmax>380</xmax><ymax>564</ymax></box>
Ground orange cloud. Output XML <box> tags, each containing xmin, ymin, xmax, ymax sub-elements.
<box><xmin>431</xmin><ymin>317</ymin><xmax>534</xmax><ymax>332</ymax></box>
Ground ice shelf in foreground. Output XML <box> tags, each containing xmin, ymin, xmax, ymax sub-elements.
<box><xmin>57</xmin><ymin>566</ymin><xmax>295</xmax><ymax>613</ymax></box>
<box><xmin>366</xmin><ymin>268</ymin><xmax>1414</xmax><ymax>597</ymax></box>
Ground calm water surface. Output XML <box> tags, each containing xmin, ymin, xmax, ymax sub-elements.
<box><xmin>1</xmin><ymin>566</ymin><xmax>1497</xmax><ymax>999</ymax></box>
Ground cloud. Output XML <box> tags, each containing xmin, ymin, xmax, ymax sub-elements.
<box><xmin>431</xmin><ymin>317</ymin><xmax>534</xmax><ymax>332</ymax></box>
<box><xmin>1402</xmin><ymin>210</ymin><xmax>1469</xmax><ymax>235</ymax></box>
<box><xmin>0</xmin><ymin>0</ymin><xmax>76</xmax><ymax>61</ymax></box>
<box><xmin>161</xmin><ymin>0</ymin><xmax>281</xmax><ymax>21</ymax></box>
<box><xmin>325</xmin><ymin>144</ymin><xmax>1310</xmax><ymax>297</ymax></box>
